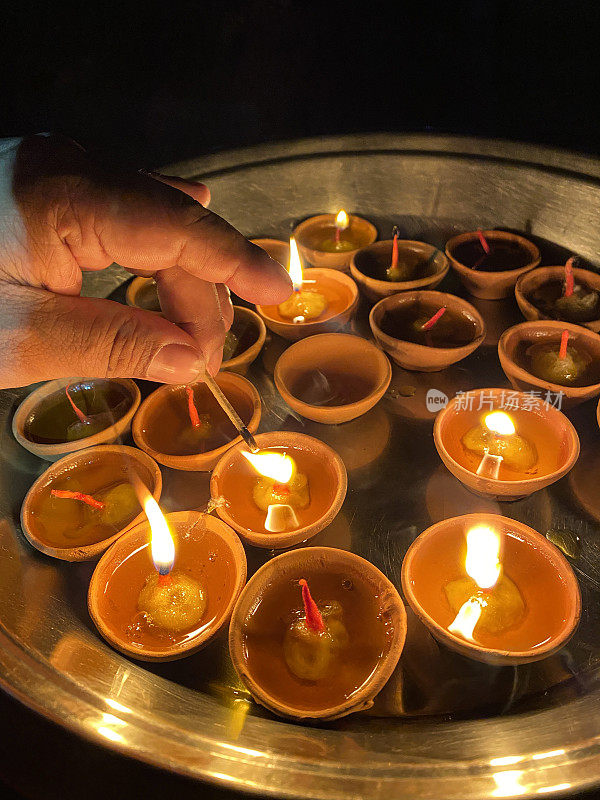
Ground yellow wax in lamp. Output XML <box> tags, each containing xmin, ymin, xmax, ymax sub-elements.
<box><xmin>283</xmin><ymin>578</ymin><xmax>349</xmax><ymax>681</ymax></box>
<box><xmin>462</xmin><ymin>410</ymin><xmax>538</xmax><ymax>475</ymax></box>
<box><xmin>278</xmin><ymin>237</ymin><xmax>328</xmax><ymax>321</ymax></box>
<box><xmin>445</xmin><ymin>525</ymin><xmax>525</xmax><ymax>640</ymax></box>
<box><xmin>242</xmin><ymin>450</ymin><xmax>309</xmax><ymax>514</ymax></box>
<box><xmin>317</xmin><ymin>209</ymin><xmax>356</xmax><ymax>253</ymax></box>
<box><xmin>137</xmin><ymin>497</ymin><xmax>206</xmax><ymax>633</ymax></box>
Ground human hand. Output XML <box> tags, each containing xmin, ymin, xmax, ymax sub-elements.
<box><xmin>0</xmin><ymin>134</ymin><xmax>291</xmax><ymax>389</ymax></box>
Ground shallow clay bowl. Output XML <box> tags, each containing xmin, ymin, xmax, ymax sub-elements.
<box><xmin>293</xmin><ymin>214</ymin><xmax>377</xmax><ymax>271</ymax></box>
<box><xmin>498</xmin><ymin>320</ymin><xmax>600</xmax><ymax>407</ymax></box>
<box><xmin>369</xmin><ymin>290</ymin><xmax>486</xmax><ymax>372</ymax></box>
<box><xmin>221</xmin><ymin>306</ymin><xmax>267</xmax><ymax>375</ymax></box>
<box><xmin>13</xmin><ymin>378</ymin><xmax>141</xmax><ymax>462</ymax></box>
<box><xmin>350</xmin><ymin>240</ymin><xmax>449</xmax><ymax>302</ymax></box>
<box><xmin>21</xmin><ymin>445</ymin><xmax>161</xmax><ymax>561</ymax></box>
<box><xmin>274</xmin><ymin>333</ymin><xmax>391</xmax><ymax>424</ymax></box>
<box><xmin>229</xmin><ymin>546</ymin><xmax>406</xmax><ymax>719</ymax></box>
<box><xmin>126</xmin><ymin>276</ymin><xmax>162</xmax><ymax>312</ymax></box>
<box><xmin>256</xmin><ymin>268</ymin><xmax>359</xmax><ymax>342</ymax></box>
<box><xmin>433</xmin><ymin>387</ymin><xmax>580</xmax><ymax>501</ymax></box>
<box><xmin>250</xmin><ymin>238</ymin><xmax>290</xmax><ymax>266</ymax></box>
<box><xmin>445</xmin><ymin>230</ymin><xmax>540</xmax><ymax>300</ymax></box>
<box><xmin>515</xmin><ymin>265</ymin><xmax>600</xmax><ymax>332</ymax></box>
<box><xmin>211</xmin><ymin>431</ymin><xmax>347</xmax><ymax>549</ymax></box>
<box><xmin>401</xmin><ymin>513</ymin><xmax>581</xmax><ymax>665</ymax></box>
<box><xmin>88</xmin><ymin>511</ymin><xmax>246</xmax><ymax>661</ymax></box>
<box><xmin>132</xmin><ymin>372</ymin><xmax>261</xmax><ymax>471</ymax></box>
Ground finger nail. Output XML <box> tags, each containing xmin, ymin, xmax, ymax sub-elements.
<box><xmin>147</xmin><ymin>344</ymin><xmax>205</xmax><ymax>384</ymax></box>
<box><xmin>207</xmin><ymin>348</ymin><xmax>223</xmax><ymax>376</ymax></box>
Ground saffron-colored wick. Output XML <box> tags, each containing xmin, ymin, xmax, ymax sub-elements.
<box><xmin>564</xmin><ymin>257</ymin><xmax>575</xmax><ymax>298</ymax></box>
<box><xmin>272</xmin><ymin>483</ymin><xmax>290</xmax><ymax>494</ymax></box>
<box><xmin>477</xmin><ymin>229</ymin><xmax>490</xmax><ymax>254</ymax></box>
<box><xmin>65</xmin><ymin>384</ymin><xmax>89</xmax><ymax>424</ymax></box>
<box><xmin>158</xmin><ymin>573</ymin><xmax>172</xmax><ymax>586</ymax></box>
<box><xmin>299</xmin><ymin>578</ymin><xmax>325</xmax><ymax>633</ymax></box>
<box><xmin>390</xmin><ymin>227</ymin><xmax>399</xmax><ymax>269</ymax></box>
<box><xmin>559</xmin><ymin>329</ymin><xmax>570</xmax><ymax>359</ymax></box>
<box><xmin>186</xmin><ymin>386</ymin><xmax>201</xmax><ymax>428</ymax></box>
<box><xmin>422</xmin><ymin>306</ymin><xmax>447</xmax><ymax>331</ymax></box>
<box><xmin>334</xmin><ymin>226</ymin><xmax>341</xmax><ymax>244</ymax></box>
<box><xmin>51</xmin><ymin>489</ymin><xmax>105</xmax><ymax>510</ymax></box>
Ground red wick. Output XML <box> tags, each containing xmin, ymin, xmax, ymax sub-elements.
<box><xmin>272</xmin><ymin>483</ymin><xmax>290</xmax><ymax>494</ymax></box>
<box><xmin>65</xmin><ymin>384</ymin><xmax>89</xmax><ymax>424</ymax></box>
<box><xmin>390</xmin><ymin>229</ymin><xmax>399</xmax><ymax>269</ymax></box>
<box><xmin>186</xmin><ymin>386</ymin><xmax>201</xmax><ymax>428</ymax></box>
<box><xmin>422</xmin><ymin>307</ymin><xmax>447</xmax><ymax>330</ymax></box>
<box><xmin>334</xmin><ymin>226</ymin><xmax>341</xmax><ymax>244</ymax></box>
<box><xmin>477</xmin><ymin>229</ymin><xmax>490</xmax><ymax>254</ymax></box>
<box><xmin>158</xmin><ymin>573</ymin><xmax>172</xmax><ymax>586</ymax></box>
<box><xmin>51</xmin><ymin>489</ymin><xmax>105</xmax><ymax>510</ymax></box>
<box><xmin>559</xmin><ymin>329</ymin><xmax>570</xmax><ymax>359</ymax></box>
<box><xmin>564</xmin><ymin>257</ymin><xmax>575</xmax><ymax>298</ymax></box>
<box><xmin>299</xmin><ymin>578</ymin><xmax>325</xmax><ymax>633</ymax></box>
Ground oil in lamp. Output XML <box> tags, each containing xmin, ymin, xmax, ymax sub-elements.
<box><xmin>241</xmin><ymin>449</ymin><xmax>308</xmax><ymax>533</ymax></box>
<box><xmin>464</xmin><ymin>409</ymin><xmax>537</xmax><ymax>477</ymax></box>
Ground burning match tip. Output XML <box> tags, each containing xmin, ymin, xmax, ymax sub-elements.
<box><xmin>241</xmin><ymin>428</ymin><xmax>259</xmax><ymax>453</ymax></box>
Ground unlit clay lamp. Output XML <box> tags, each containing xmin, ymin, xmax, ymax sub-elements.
<box><xmin>210</xmin><ymin>431</ymin><xmax>347</xmax><ymax>549</ymax></box>
<box><xmin>88</xmin><ymin>507</ymin><xmax>246</xmax><ymax>661</ymax></box>
<box><xmin>401</xmin><ymin>513</ymin><xmax>580</xmax><ymax>665</ymax></box>
<box><xmin>445</xmin><ymin>229</ymin><xmax>540</xmax><ymax>300</ymax></box>
<box><xmin>21</xmin><ymin>445</ymin><xmax>161</xmax><ymax>561</ymax></box>
<box><xmin>433</xmin><ymin>387</ymin><xmax>579</xmax><ymax>500</ymax></box>
<box><xmin>250</xmin><ymin>238</ymin><xmax>289</xmax><ymax>266</ymax></box>
<box><xmin>369</xmin><ymin>290</ymin><xmax>486</xmax><ymax>371</ymax></box>
<box><xmin>228</xmin><ymin>546</ymin><xmax>406</xmax><ymax>720</ymax></box>
<box><xmin>498</xmin><ymin>321</ymin><xmax>600</xmax><ymax>408</ymax></box>
<box><xmin>256</xmin><ymin>237</ymin><xmax>358</xmax><ymax>341</ymax></box>
<box><xmin>220</xmin><ymin>307</ymin><xmax>267</xmax><ymax>375</ymax></box>
<box><xmin>13</xmin><ymin>378</ymin><xmax>140</xmax><ymax>462</ymax></box>
<box><xmin>293</xmin><ymin>209</ymin><xmax>377</xmax><ymax>271</ymax></box>
<box><xmin>274</xmin><ymin>333</ymin><xmax>391</xmax><ymax>424</ymax></box>
<box><xmin>132</xmin><ymin>372</ymin><xmax>261</xmax><ymax>471</ymax></box>
<box><xmin>350</xmin><ymin>235</ymin><xmax>449</xmax><ymax>302</ymax></box>
<box><xmin>515</xmin><ymin>258</ymin><xmax>600</xmax><ymax>332</ymax></box>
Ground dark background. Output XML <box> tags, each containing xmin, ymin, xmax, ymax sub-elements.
<box><xmin>2</xmin><ymin>1</ymin><xmax>600</xmax><ymax>798</ymax></box>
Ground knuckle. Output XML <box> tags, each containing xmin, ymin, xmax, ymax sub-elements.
<box><xmin>104</xmin><ymin>313</ymin><xmax>154</xmax><ymax>377</ymax></box>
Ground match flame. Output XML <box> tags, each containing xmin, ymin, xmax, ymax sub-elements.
<box><xmin>242</xmin><ymin>450</ymin><xmax>294</xmax><ymax>483</ymax></box>
<box><xmin>288</xmin><ymin>236</ymin><xmax>303</xmax><ymax>292</ymax></box>
<box><xmin>485</xmin><ymin>411</ymin><xmax>515</xmax><ymax>436</ymax></box>
<box><xmin>335</xmin><ymin>209</ymin><xmax>349</xmax><ymax>230</ymax></box>
<box><xmin>144</xmin><ymin>495</ymin><xmax>175</xmax><ymax>575</ymax></box>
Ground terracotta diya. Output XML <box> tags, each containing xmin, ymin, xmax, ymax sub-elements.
<box><xmin>13</xmin><ymin>378</ymin><xmax>141</xmax><ymax>462</ymax></box>
<box><xmin>350</xmin><ymin>238</ymin><xmax>449</xmax><ymax>302</ymax></box>
<box><xmin>433</xmin><ymin>387</ymin><xmax>579</xmax><ymax>500</ymax></box>
<box><xmin>220</xmin><ymin>306</ymin><xmax>267</xmax><ymax>375</ymax></box>
<box><xmin>402</xmin><ymin>513</ymin><xmax>581</xmax><ymax>665</ymax></box>
<box><xmin>88</xmin><ymin>509</ymin><xmax>247</xmax><ymax>661</ymax></box>
<box><xmin>515</xmin><ymin>261</ymin><xmax>600</xmax><ymax>332</ymax></box>
<box><xmin>293</xmin><ymin>209</ymin><xmax>377</xmax><ymax>271</ymax></box>
<box><xmin>126</xmin><ymin>276</ymin><xmax>161</xmax><ymax>312</ymax></box>
<box><xmin>445</xmin><ymin>229</ymin><xmax>540</xmax><ymax>300</ymax></box>
<box><xmin>210</xmin><ymin>431</ymin><xmax>347</xmax><ymax>549</ymax></box>
<box><xmin>256</xmin><ymin>237</ymin><xmax>358</xmax><ymax>341</ymax></box>
<box><xmin>498</xmin><ymin>320</ymin><xmax>600</xmax><ymax>407</ymax></box>
<box><xmin>274</xmin><ymin>333</ymin><xmax>391</xmax><ymax>424</ymax></box>
<box><xmin>369</xmin><ymin>290</ymin><xmax>486</xmax><ymax>372</ymax></box>
<box><xmin>229</xmin><ymin>546</ymin><xmax>406</xmax><ymax>720</ymax></box>
<box><xmin>250</xmin><ymin>238</ymin><xmax>289</xmax><ymax>266</ymax></box>
<box><xmin>132</xmin><ymin>372</ymin><xmax>261</xmax><ymax>471</ymax></box>
<box><xmin>21</xmin><ymin>445</ymin><xmax>161</xmax><ymax>561</ymax></box>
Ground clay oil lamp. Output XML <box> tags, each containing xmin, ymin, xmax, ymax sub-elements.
<box><xmin>350</xmin><ymin>232</ymin><xmax>449</xmax><ymax>302</ymax></box>
<box><xmin>445</xmin><ymin>229</ymin><xmax>540</xmax><ymax>300</ymax></box>
<box><xmin>210</xmin><ymin>431</ymin><xmax>347</xmax><ymax>549</ymax></box>
<box><xmin>220</xmin><ymin>306</ymin><xmax>267</xmax><ymax>375</ymax></box>
<box><xmin>88</xmin><ymin>505</ymin><xmax>246</xmax><ymax>661</ymax></box>
<box><xmin>228</xmin><ymin>546</ymin><xmax>406</xmax><ymax>720</ymax></box>
<box><xmin>369</xmin><ymin>290</ymin><xmax>486</xmax><ymax>372</ymax></box>
<box><xmin>13</xmin><ymin>378</ymin><xmax>140</xmax><ymax>462</ymax></box>
<box><xmin>402</xmin><ymin>513</ymin><xmax>581</xmax><ymax>665</ymax></box>
<box><xmin>498</xmin><ymin>321</ymin><xmax>600</xmax><ymax>407</ymax></box>
<box><xmin>250</xmin><ymin>238</ymin><xmax>289</xmax><ymax>266</ymax></box>
<box><xmin>515</xmin><ymin>257</ymin><xmax>600</xmax><ymax>331</ymax></box>
<box><xmin>293</xmin><ymin>209</ymin><xmax>377</xmax><ymax>271</ymax></box>
<box><xmin>274</xmin><ymin>333</ymin><xmax>391</xmax><ymax>424</ymax></box>
<box><xmin>433</xmin><ymin>387</ymin><xmax>579</xmax><ymax>500</ymax></box>
<box><xmin>126</xmin><ymin>276</ymin><xmax>161</xmax><ymax>312</ymax></box>
<box><xmin>255</xmin><ymin>237</ymin><xmax>358</xmax><ymax>342</ymax></box>
<box><xmin>132</xmin><ymin>372</ymin><xmax>261</xmax><ymax>471</ymax></box>
<box><xmin>20</xmin><ymin>444</ymin><xmax>161</xmax><ymax>561</ymax></box>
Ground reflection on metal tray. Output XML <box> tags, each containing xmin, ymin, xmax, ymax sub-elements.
<box><xmin>2</xmin><ymin>134</ymin><xmax>600</xmax><ymax>799</ymax></box>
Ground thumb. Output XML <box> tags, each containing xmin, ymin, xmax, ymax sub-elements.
<box><xmin>1</xmin><ymin>284</ymin><xmax>205</xmax><ymax>388</ymax></box>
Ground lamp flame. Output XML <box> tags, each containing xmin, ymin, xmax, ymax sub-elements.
<box><xmin>485</xmin><ymin>411</ymin><xmax>515</xmax><ymax>436</ymax></box>
<box><xmin>242</xmin><ymin>450</ymin><xmax>294</xmax><ymax>483</ymax></box>
<box><xmin>335</xmin><ymin>209</ymin><xmax>349</xmax><ymax>230</ymax></box>
<box><xmin>144</xmin><ymin>495</ymin><xmax>175</xmax><ymax>575</ymax></box>
<box><xmin>288</xmin><ymin>236</ymin><xmax>304</xmax><ymax>292</ymax></box>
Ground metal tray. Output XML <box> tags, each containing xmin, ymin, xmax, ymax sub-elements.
<box><xmin>2</xmin><ymin>134</ymin><xmax>600</xmax><ymax>800</ymax></box>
